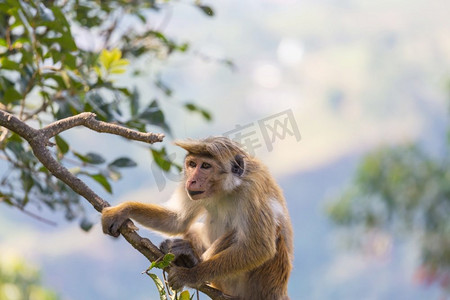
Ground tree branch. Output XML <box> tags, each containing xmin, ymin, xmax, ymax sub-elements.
<box><xmin>0</xmin><ymin>109</ymin><xmax>237</xmax><ymax>300</ymax></box>
<box><xmin>41</xmin><ymin>112</ymin><xmax>165</xmax><ymax>143</ymax></box>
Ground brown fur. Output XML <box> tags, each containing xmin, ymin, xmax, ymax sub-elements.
<box><xmin>102</xmin><ymin>137</ymin><xmax>293</xmax><ymax>300</ymax></box>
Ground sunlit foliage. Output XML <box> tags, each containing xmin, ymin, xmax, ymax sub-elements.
<box><xmin>0</xmin><ymin>0</ymin><xmax>213</xmax><ymax>228</ymax></box>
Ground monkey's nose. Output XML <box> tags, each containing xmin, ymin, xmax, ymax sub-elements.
<box><xmin>187</xmin><ymin>180</ymin><xmax>196</xmax><ymax>187</ymax></box>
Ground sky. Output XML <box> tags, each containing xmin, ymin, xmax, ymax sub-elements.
<box><xmin>2</xmin><ymin>0</ymin><xmax>450</xmax><ymax>299</ymax></box>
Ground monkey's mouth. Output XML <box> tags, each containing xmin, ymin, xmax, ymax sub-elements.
<box><xmin>188</xmin><ymin>190</ymin><xmax>204</xmax><ymax>197</ymax></box>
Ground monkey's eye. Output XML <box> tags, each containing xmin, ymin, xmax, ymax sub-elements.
<box><xmin>188</xmin><ymin>161</ymin><xmax>197</xmax><ymax>168</ymax></box>
<box><xmin>201</xmin><ymin>162</ymin><xmax>211</xmax><ymax>169</ymax></box>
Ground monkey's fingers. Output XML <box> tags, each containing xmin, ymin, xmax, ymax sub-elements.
<box><xmin>170</xmin><ymin>240</ymin><xmax>196</xmax><ymax>256</ymax></box>
<box><xmin>159</xmin><ymin>239</ymin><xmax>174</xmax><ymax>254</ymax></box>
<box><xmin>171</xmin><ymin>239</ymin><xmax>192</xmax><ymax>248</ymax></box>
<box><xmin>176</xmin><ymin>254</ymin><xmax>198</xmax><ymax>268</ymax></box>
<box><xmin>108</xmin><ymin>223</ymin><xmax>121</xmax><ymax>237</ymax></box>
<box><xmin>101</xmin><ymin>217</ymin><xmax>121</xmax><ymax>237</ymax></box>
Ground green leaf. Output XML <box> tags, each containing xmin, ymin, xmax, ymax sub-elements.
<box><xmin>21</xmin><ymin>171</ymin><xmax>33</xmax><ymax>193</ymax></box>
<box><xmin>154</xmin><ymin>253</ymin><xmax>175</xmax><ymax>269</ymax></box>
<box><xmin>130</xmin><ymin>88</ymin><xmax>139</xmax><ymax>117</ymax></box>
<box><xmin>201</xmin><ymin>110</ymin><xmax>212</xmax><ymax>121</ymax></box>
<box><xmin>55</xmin><ymin>135</ymin><xmax>69</xmax><ymax>154</ymax></box>
<box><xmin>109</xmin><ymin>67</ymin><xmax>126</xmax><ymax>74</ymax></box>
<box><xmin>73</xmin><ymin>152</ymin><xmax>89</xmax><ymax>163</ymax></box>
<box><xmin>125</xmin><ymin>119</ymin><xmax>146</xmax><ymax>133</ymax></box>
<box><xmin>85</xmin><ymin>153</ymin><xmax>106</xmax><ymax>164</ymax></box>
<box><xmin>51</xmin><ymin>6</ymin><xmax>72</xmax><ymax>31</ymax></box>
<box><xmin>115</xmin><ymin>88</ymin><xmax>130</xmax><ymax>97</ymax></box>
<box><xmin>74</xmin><ymin>152</ymin><xmax>105</xmax><ymax>164</ymax></box>
<box><xmin>12</xmin><ymin>37</ymin><xmax>29</xmax><ymax>49</ymax></box>
<box><xmin>58</xmin><ymin>34</ymin><xmax>78</xmax><ymax>52</ymax></box>
<box><xmin>177</xmin><ymin>42</ymin><xmax>189</xmax><ymax>52</ymax></box>
<box><xmin>89</xmin><ymin>173</ymin><xmax>112</xmax><ymax>194</ymax></box>
<box><xmin>136</xmin><ymin>12</ymin><xmax>146</xmax><ymax>23</ymax></box>
<box><xmin>5</xmin><ymin>134</ymin><xmax>25</xmax><ymax>155</ymax></box>
<box><xmin>155</xmin><ymin>78</ymin><xmax>172</xmax><ymax>97</ymax></box>
<box><xmin>185</xmin><ymin>103</ymin><xmax>196</xmax><ymax>111</ymax></box>
<box><xmin>99</xmin><ymin>48</ymin><xmax>129</xmax><ymax>75</ymax></box>
<box><xmin>147</xmin><ymin>273</ymin><xmax>167</xmax><ymax>300</ymax></box>
<box><xmin>64</xmin><ymin>53</ymin><xmax>77</xmax><ymax>69</ymax></box>
<box><xmin>184</xmin><ymin>102</ymin><xmax>212</xmax><ymax>121</ymax></box>
<box><xmin>147</xmin><ymin>261</ymin><xmax>157</xmax><ymax>271</ymax></box>
<box><xmin>108</xmin><ymin>157</ymin><xmax>137</xmax><ymax>168</ymax></box>
<box><xmin>4</xmin><ymin>87</ymin><xmax>22</xmax><ymax>103</ymax></box>
<box><xmin>80</xmin><ymin>218</ymin><xmax>93</xmax><ymax>232</ymax></box>
<box><xmin>8</xmin><ymin>133</ymin><xmax>23</xmax><ymax>143</ymax></box>
<box><xmin>139</xmin><ymin>100</ymin><xmax>171</xmax><ymax>133</ymax></box>
<box><xmin>179</xmin><ymin>290</ymin><xmax>191</xmax><ymax>300</ymax></box>
<box><xmin>197</xmin><ymin>5</ymin><xmax>214</xmax><ymax>16</ymax></box>
<box><xmin>111</xmin><ymin>59</ymin><xmax>129</xmax><ymax>68</ymax></box>
<box><xmin>149</xmin><ymin>31</ymin><xmax>169</xmax><ymax>43</ymax></box>
<box><xmin>151</xmin><ymin>147</ymin><xmax>172</xmax><ymax>171</ymax></box>
<box><xmin>22</xmin><ymin>194</ymin><xmax>30</xmax><ymax>207</ymax></box>
<box><xmin>1</xmin><ymin>58</ymin><xmax>21</xmax><ymax>70</ymax></box>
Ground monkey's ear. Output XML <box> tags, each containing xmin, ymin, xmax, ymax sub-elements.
<box><xmin>231</xmin><ymin>154</ymin><xmax>245</xmax><ymax>176</ymax></box>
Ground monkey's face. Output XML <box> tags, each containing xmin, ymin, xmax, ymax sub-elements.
<box><xmin>184</xmin><ymin>155</ymin><xmax>221</xmax><ymax>200</ymax></box>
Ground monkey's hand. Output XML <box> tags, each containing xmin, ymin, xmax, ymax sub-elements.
<box><xmin>101</xmin><ymin>205</ymin><xmax>136</xmax><ymax>237</ymax></box>
<box><xmin>167</xmin><ymin>266</ymin><xmax>202</xmax><ymax>290</ymax></box>
<box><xmin>160</xmin><ymin>239</ymin><xmax>200</xmax><ymax>268</ymax></box>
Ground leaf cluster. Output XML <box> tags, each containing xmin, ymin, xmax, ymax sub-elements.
<box><xmin>0</xmin><ymin>0</ymin><xmax>213</xmax><ymax>227</ymax></box>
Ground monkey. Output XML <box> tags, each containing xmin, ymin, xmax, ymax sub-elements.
<box><xmin>102</xmin><ymin>137</ymin><xmax>293</xmax><ymax>300</ymax></box>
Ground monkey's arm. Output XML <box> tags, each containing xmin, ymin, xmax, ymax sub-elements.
<box><xmin>102</xmin><ymin>202</ymin><xmax>181</xmax><ymax>237</ymax></box>
<box><xmin>102</xmin><ymin>189</ymin><xmax>201</xmax><ymax>237</ymax></box>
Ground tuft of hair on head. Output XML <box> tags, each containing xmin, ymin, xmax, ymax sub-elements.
<box><xmin>174</xmin><ymin>136</ymin><xmax>248</xmax><ymax>162</ymax></box>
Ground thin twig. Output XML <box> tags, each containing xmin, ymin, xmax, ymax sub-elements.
<box><xmin>6</xmin><ymin>24</ymin><xmax>11</xmax><ymax>51</ymax></box>
<box><xmin>163</xmin><ymin>270</ymin><xmax>173</xmax><ymax>297</ymax></box>
<box><xmin>8</xmin><ymin>201</ymin><xmax>57</xmax><ymax>226</ymax></box>
<box><xmin>42</xmin><ymin>112</ymin><xmax>164</xmax><ymax>144</ymax></box>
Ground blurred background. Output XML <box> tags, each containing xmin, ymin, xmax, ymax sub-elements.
<box><xmin>1</xmin><ymin>0</ymin><xmax>450</xmax><ymax>299</ymax></box>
